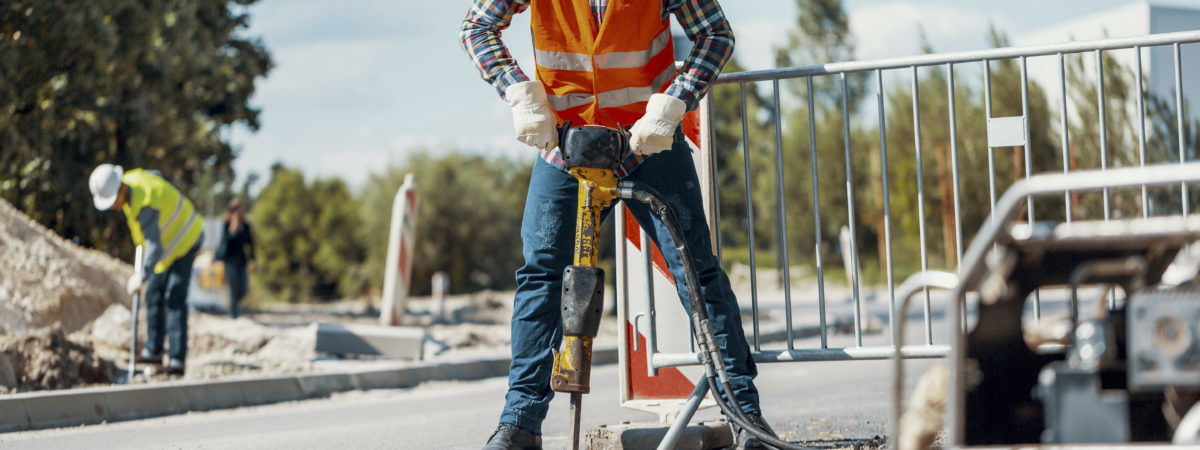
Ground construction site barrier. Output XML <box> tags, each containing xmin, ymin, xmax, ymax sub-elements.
<box><xmin>615</xmin><ymin>29</ymin><xmax>1200</xmax><ymax>430</ymax></box>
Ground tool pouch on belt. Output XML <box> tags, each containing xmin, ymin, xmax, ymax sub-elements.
<box><xmin>557</xmin><ymin>121</ymin><xmax>630</xmax><ymax>171</ymax></box>
<box><xmin>551</xmin><ymin>265</ymin><xmax>605</xmax><ymax>394</ymax></box>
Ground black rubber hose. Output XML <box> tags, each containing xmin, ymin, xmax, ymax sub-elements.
<box><xmin>618</xmin><ymin>181</ymin><xmax>801</xmax><ymax>450</ymax></box>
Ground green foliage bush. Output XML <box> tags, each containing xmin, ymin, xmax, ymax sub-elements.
<box><xmin>251</xmin><ymin>166</ymin><xmax>366</xmax><ymax>301</ymax></box>
<box><xmin>359</xmin><ymin>153</ymin><xmax>532</xmax><ymax>296</ymax></box>
<box><xmin>0</xmin><ymin>0</ymin><xmax>271</xmax><ymax>260</ymax></box>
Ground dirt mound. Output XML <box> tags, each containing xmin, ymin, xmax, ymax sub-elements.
<box><xmin>0</xmin><ymin>328</ymin><xmax>115</xmax><ymax>393</ymax></box>
<box><xmin>0</xmin><ymin>198</ymin><xmax>130</xmax><ymax>336</ymax></box>
<box><xmin>86</xmin><ymin>304</ymin><xmax>314</xmax><ymax>380</ymax></box>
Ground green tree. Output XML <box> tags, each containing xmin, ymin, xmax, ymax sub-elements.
<box><xmin>773</xmin><ymin>0</ymin><xmax>864</xmax><ymax>106</ymax></box>
<box><xmin>250</xmin><ymin>165</ymin><xmax>365</xmax><ymax>301</ymax></box>
<box><xmin>1143</xmin><ymin>94</ymin><xmax>1200</xmax><ymax>214</ymax></box>
<box><xmin>250</xmin><ymin>167</ymin><xmax>313</xmax><ymax>301</ymax></box>
<box><xmin>1064</xmin><ymin>42</ymin><xmax>1200</xmax><ymax>219</ymax></box>
<box><xmin>713</xmin><ymin>15</ymin><xmax>1075</xmax><ymax>288</ymax></box>
<box><xmin>873</xmin><ymin>28</ymin><xmax>1061</xmax><ymax>278</ymax></box>
<box><xmin>359</xmin><ymin>153</ymin><xmax>532</xmax><ymax>296</ymax></box>
<box><xmin>310</xmin><ymin>177</ymin><xmax>368</xmax><ymax>298</ymax></box>
<box><xmin>0</xmin><ymin>0</ymin><xmax>271</xmax><ymax>260</ymax></box>
<box><xmin>710</xmin><ymin>0</ymin><xmax>876</xmax><ymax>284</ymax></box>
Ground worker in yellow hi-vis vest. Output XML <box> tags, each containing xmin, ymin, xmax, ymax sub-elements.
<box><xmin>89</xmin><ymin>164</ymin><xmax>204</xmax><ymax>375</ymax></box>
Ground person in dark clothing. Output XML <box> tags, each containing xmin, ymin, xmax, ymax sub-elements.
<box><xmin>216</xmin><ymin>197</ymin><xmax>254</xmax><ymax>319</ymax></box>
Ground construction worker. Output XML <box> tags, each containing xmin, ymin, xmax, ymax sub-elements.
<box><xmin>89</xmin><ymin>164</ymin><xmax>203</xmax><ymax>375</ymax></box>
<box><xmin>461</xmin><ymin>1</ymin><xmax>776</xmax><ymax>449</ymax></box>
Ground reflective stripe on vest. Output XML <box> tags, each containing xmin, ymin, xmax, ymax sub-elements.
<box><xmin>594</xmin><ymin>28</ymin><xmax>671</xmax><ymax>69</ymax></box>
<box><xmin>163</xmin><ymin>203</ymin><xmax>198</xmax><ymax>259</ymax></box>
<box><xmin>534</xmin><ymin>28</ymin><xmax>672</xmax><ymax>72</ymax></box>
<box><xmin>534</xmin><ymin>50</ymin><xmax>593</xmax><ymax>72</ymax></box>
<box><xmin>545</xmin><ymin>64</ymin><xmax>675</xmax><ymax>111</ymax></box>
<box><xmin>530</xmin><ymin>0</ymin><xmax>675</xmax><ymax>128</ymax></box>
<box><xmin>160</xmin><ymin>195</ymin><xmax>186</xmax><ymax>235</ymax></box>
<box><xmin>121</xmin><ymin>169</ymin><xmax>203</xmax><ymax>274</ymax></box>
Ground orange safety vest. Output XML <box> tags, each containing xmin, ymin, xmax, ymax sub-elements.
<box><xmin>530</xmin><ymin>0</ymin><xmax>676</xmax><ymax>129</ymax></box>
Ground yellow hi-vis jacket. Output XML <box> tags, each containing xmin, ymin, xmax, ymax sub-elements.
<box><xmin>120</xmin><ymin>169</ymin><xmax>203</xmax><ymax>274</ymax></box>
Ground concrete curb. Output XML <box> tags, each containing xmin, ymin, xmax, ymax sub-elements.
<box><xmin>0</xmin><ymin>348</ymin><xmax>618</xmax><ymax>433</ymax></box>
<box><xmin>584</xmin><ymin>419</ymin><xmax>733</xmax><ymax>449</ymax></box>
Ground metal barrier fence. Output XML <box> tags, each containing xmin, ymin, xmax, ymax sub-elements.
<box><xmin>631</xmin><ymin>29</ymin><xmax>1200</xmax><ymax>373</ymax></box>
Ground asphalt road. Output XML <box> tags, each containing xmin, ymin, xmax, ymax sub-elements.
<box><xmin>0</xmin><ymin>329</ymin><xmax>936</xmax><ymax>450</ymax></box>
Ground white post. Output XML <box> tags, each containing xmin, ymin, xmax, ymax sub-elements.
<box><xmin>380</xmin><ymin>174</ymin><xmax>419</xmax><ymax>326</ymax></box>
<box><xmin>432</xmin><ymin>271</ymin><xmax>449</xmax><ymax>323</ymax></box>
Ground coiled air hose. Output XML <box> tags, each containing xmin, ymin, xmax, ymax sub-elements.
<box><xmin>617</xmin><ymin>181</ymin><xmax>801</xmax><ymax>450</ymax></box>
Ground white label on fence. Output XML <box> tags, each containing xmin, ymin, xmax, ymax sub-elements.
<box><xmin>987</xmin><ymin>116</ymin><xmax>1026</xmax><ymax>148</ymax></box>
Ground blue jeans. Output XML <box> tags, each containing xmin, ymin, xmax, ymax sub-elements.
<box><xmin>500</xmin><ymin>134</ymin><xmax>760</xmax><ymax>434</ymax></box>
<box><xmin>225</xmin><ymin>258</ymin><xmax>248</xmax><ymax>319</ymax></box>
<box><xmin>144</xmin><ymin>242</ymin><xmax>198</xmax><ymax>361</ymax></box>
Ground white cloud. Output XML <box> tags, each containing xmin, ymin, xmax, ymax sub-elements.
<box><xmin>731</xmin><ymin>18</ymin><xmax>791</xmax><ymax>70</ymax></box>
<box><xmin>232</xmin><ymin>0</ymin><xmax>1031</xmax><ymax>187</ymax></box>
<box><xmin>849</xmin><ymin>2</ymin><xmax>1016</xmax><ymax>61</ymax></box>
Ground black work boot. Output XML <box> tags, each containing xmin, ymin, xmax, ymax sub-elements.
<box><xmin>734</xmin><ymin>412</ymin><xmax>780</xmax><ymax>450</ymax></box>
<box><xmin>136</xmin><ymin>348</ymin><xmax>160</xmax><ymax>364</ymax></box>
<box><xmin>164</xmin><ymin>358</ymin><xmax>185</xmax><ymax>376</ymax></box>
<box><xmin>482</xmin><ymin>423</ymin><xmax>542</xmax><ymax>450</ymax></box>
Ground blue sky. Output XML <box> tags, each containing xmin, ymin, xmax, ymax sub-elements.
<box><xmin>228</xmin><ymin>0</ymin><xmax>1145</xmax><ymax>188</ymax></box>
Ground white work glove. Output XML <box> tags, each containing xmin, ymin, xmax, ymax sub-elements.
<box><xmin>505</xmin><ymin>80</ymin><xmax>557</xmax><ymax>151</ymax></box>
<box><xmin>126</xmin><ymin>272</ymin><xmax>144</xmax><ymax>296</ymax></box>
<box><xmin>629</xmin><ymin>93</ymin><xmax>686</xmax><ymax>156</ymax></box>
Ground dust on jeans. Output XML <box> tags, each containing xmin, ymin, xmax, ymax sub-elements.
<box><xmin>664</xmin><ymin>181</ymin><xmax>695</xmax><ymax>233</ymax></box>
<box><xmin>534</xmin><ymin>202</ymin><xmax>562</xmax><ymax>250</ymax></box>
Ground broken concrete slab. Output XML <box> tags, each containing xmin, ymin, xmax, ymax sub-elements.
<box><xmin>584</xmin><ymin>419</ymin><xmax>733</xmax><ymax>450</ymax></box>
<box><xmin>314</xmin><ymin>323</ymin><xmax>425</xmax><ymax>359</ymax></box>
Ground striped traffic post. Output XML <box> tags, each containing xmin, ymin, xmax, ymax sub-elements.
<box><xmin>615</xmin><ymin>107</ymin><xmax>714</xmax><ymax>421</ymax></box>
<box><xmin>380</xmin><ymin>174</ymin><xmax>419</xmax><ymax>326</ymax></box>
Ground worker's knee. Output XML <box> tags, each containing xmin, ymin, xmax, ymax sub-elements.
<box><xmin>521</xmin><ymin>200</ymin><xmax>570</xmax><ymax>252</ymax></box>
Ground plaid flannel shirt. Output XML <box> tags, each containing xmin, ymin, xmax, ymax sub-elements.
<box><xmin>460</xmin><ymin>0</ymin><xmax>734</xmax><ymax>175</ymax></box>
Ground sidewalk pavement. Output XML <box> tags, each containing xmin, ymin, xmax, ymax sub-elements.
<box><xmin>1</xmin><ymin>282</ymin><xmax>969</xmax><ymax>434</ymax></box>
<box><xmin>0</xmin><ymin>348</ymin><xmax>617</xmax><ymax>433</ymax></box>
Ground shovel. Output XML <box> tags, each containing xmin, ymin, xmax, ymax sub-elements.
<box><xmin>127</xmin><ymin>245</ymin><xmax>143</xmax><ymax>383</ymax></box>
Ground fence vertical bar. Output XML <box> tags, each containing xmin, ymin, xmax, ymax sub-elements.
<box><xmin>808</xmin><ymin>76</ymin><xmax>829</xmax><ymax>349</ymax></box>
<box><xmin>772</xmin><ymin>79</ymin><xmax>795</xmax><ymax>350</ymax></box>
<box><xmin>1059</xmin><ymin>53</ymin><xmax>1073</xmax><ymax>222</ymax></box>
<box><xmin>642</xmin><ymin>227</ymin><xmax>659</xmax><ymax>377</ymax></box>
<box><xmin>1176</xmin><ymin>43</ymin><xmax>1190</xmax><ymax>215</ymax></box>
<box><xmin>841</xmin><ymin>73</ymin><xmax>864</xmax><ymax>347</ymax></box>
<box><xmin>1136</xmin><ymin>46</ymin><xmax>1149</xmax><ymax>218</ymax></box>
<box><xmin>948</xmin><ymin>64</ymin><xmax>967</xmax><ymax>331</ymax></box>
<box><xmin>703</xmin><ymin>92</ymin><xmax>724</xmax><ymax>261</ymax></box>
<box><xmin>1096</xmin><ymin>49</ymin><xmax>1111</xmax><ymax>221</ymax></box>
<box><xmin>1020</xmin><ymin>56</ymin><xmax>1041</xmax><ymax>320</ymax></box>
<box><xmin>739</xmin><ymin>82</ymin><xmax>760</xmax><ymax>351</ymax></box>
<box><xmin>984</xmin><ymin>60</ymin><xmax>998</xmax><ymax>221</ymax></box>
<box><xmin>948</xmin><ymin>64</ymin><xmax>964</xmax><ymax>265</ymax></box>
<box><xmin>911</xmin><ymin>66</ymin><xmax>933</xmax><ymax>344</ymax></box>
<box><xmin>876</xmin><ymin>69</ymin><xmax>896</xmax><ymax>346</ymax></box>
<box><xmin>702</xmin><ymin>95</ymin><xmax>723</xmax><ymax>354</ymax></box>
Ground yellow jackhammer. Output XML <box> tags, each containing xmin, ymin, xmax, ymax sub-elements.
<box><xmin>549</xmin><ymin>123</ymin><xmax>798</xmax><ymax>449</ymax></box>
<box><xmin>549</xmin><ymin>122</ymin><xmax>624</xmax><ymax>450</ymax></box>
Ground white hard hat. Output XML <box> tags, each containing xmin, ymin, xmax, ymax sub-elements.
<box><xmin>88</xmin><ymin>164</ymin><xmax>124</xmax><ymax>210</ymax></box>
